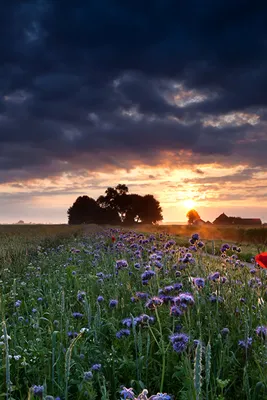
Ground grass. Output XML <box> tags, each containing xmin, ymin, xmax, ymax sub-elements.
<box><xmin>139</xmin><ymin>224</ymin><xmax>267</xmax><ymax>263</ymax></box>
<box><xmin>0</xmin><ymin>226</ymin><xmax>267</xmax><ymax>399</ymax></box>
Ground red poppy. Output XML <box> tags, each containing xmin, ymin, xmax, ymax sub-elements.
<box><xmin>111</xmin><ymin>236</ymin><xmax>116</xmax><ymax>243</ymax></box>
<box><xmin>255</xmin><ymin>252</ymin><xmax>267</xmax><ymax>269</ymax></box>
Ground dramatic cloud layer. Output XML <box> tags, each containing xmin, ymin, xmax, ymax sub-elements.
<box><xmin>0</xmin><ymin>1</ymin><xmax>267</xmax><ymax>222</ymax></box>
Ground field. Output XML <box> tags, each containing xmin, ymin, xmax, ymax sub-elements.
<box><xmin>0</xmin><ymin>225</ymin><xmax>267</xmax><ymax>399</ymax></box>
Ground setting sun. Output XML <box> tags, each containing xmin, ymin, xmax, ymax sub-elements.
<box><xmin>183</xmin><ymin>199</ymin><xmax>195</xmax><ymax>209</ymax></box>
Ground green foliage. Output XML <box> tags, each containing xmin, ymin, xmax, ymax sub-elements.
<box><xmin>0</xmin><ymin>226</ymin><xmax>267</xmax><ymax>399</ymax></box>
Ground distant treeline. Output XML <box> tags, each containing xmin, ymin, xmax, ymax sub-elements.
<box><xmin>67</xmin><ymin>184</ymin><xmax>163</xmax><ymax>225</ymax></box>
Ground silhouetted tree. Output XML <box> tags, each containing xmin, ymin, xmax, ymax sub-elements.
<box><xmin>68</xmin><ymin>196</ymin><xmax>100</xmax><ymax>224</ymax></box>
<box><xmin>97</xmin><ymin>184</ymin><xmax>130</xmax><ymax>222</ymax></box>
<box><xmin>68</xmin><ymin>184</ymin><xmax>163</xmax><ymax>225</ymax></box>
<box><xmin>186</xmin><ymin>209</ymin><xmax>201</xmax><ymax>224</ymax></box>
<box><xmin>138</xmin><ymin>194</ymin><xmax>163</xmax><ymax>224</ymax></box>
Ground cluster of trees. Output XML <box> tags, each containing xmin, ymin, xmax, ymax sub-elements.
<box><xmin>68</xmin><ymin>184</ymin><xmax>163</xmax><ymax>225</ymax></box>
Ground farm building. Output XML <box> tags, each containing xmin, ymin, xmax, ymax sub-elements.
<box><xmin>213</xmin><ymin>213</ymin><xmax>262</xmax><ymax>226</ymax></box>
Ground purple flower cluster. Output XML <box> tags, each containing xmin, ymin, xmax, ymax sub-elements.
<box><xmin>169</xmin><ymin>333</ymin><xmax>189</xmax><ymax>353</ymax></box>
<box><xmin>145</xmin><ymin>296</ymin><xmax>164</xmax><ymax>310</ymax></box>
<box><xmin>193</xmin><ymin>278</ymin><xmax>205</xmax><ymax>288</ymax></box>
<box><xmin>255</xmin><ymin>326</ymin><xmax>267</xmax><ymax>339</ymax></box>
<box><xmin>72</xmin><ymin>312</ymin><xmax>83</xmax><ymax>319</ymax></box>
<box><xmin>109</xmin><ymin>299</ymin><xmax>118</xmax><ymax>308</ymax></box>
<box><xmin>91</xmin><ymin>363</ymin><xmax>102</xmax><ymax>371</ymax></box>
<box><xmin>122</xmin><ymin>314</ymin><xmax>155</xmax><ymax>329</ymax></box>
<box><xmin>208</xmin><ymin>272</ymin><xmax>220</xmax><ymax>282</ymax></box>
<box><xmin>77</xmin><ymin>291</ymin><xmax>86</xmax><ymax>302</ymax></box>
<box><xmin>221</xmin><ymin>243</ymin><xmax>230</xmax><ymax>253</ymax></box>
<box><xmin>116</xmin><ymin>329</ymin><xmax>131</xmax><ymax>339</ymax></box>
<box><xmin>116</xmin><ymin>259</ymin><xmax>128</xmax><ymax>270</ymax></box>
<box><xmin>141</xmin><ymin>269</ymin><xmax>156</xmax><ymax>285</ymax></box>
<box><xmin>238</xmin><ymin>337</ymin><xmax>253</xmax><ymax>349</ymax></box>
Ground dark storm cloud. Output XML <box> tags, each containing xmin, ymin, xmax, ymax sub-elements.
<box><xmin>1</xmin><ymin>0</ymin><xmax>267</xmax><ymax>183</ymax></box>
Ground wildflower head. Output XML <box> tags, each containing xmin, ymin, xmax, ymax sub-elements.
<box><xmin>91</xmin><ymin>363</ymin><xmax>102</xmax><ymax>370</ymax></box>
<box><xmin>15</xmin><ymin>300</ymin><xmax>22</xmax><ymax>308</ymax></box>
<box><xmin>72</xmin><ymin>312</ymin><xmax>83</xmax><ymax>319</ymax></box>
<box><xmin>208</xmin><ymin>272</ymin><xmax>220</xmax><ymax>282</ymax></box>
<box><xmin>238</xmin><ymin>337</ymin><xmax>253</xmax><ymax>349</ymax></box>
<box><xmin>116</xmin><ymin>259</ymin><xmax>128</xmax><ymax>270</ymax></box>
<box><xmin>141</xmin><ymin>270</ymin><xmax>156</xmax><ymax>281</ymax></box>
<box><xmin>221</xmin><ymin>328</ymin><xmax>230</xmax><ymax>336</ymax></box>
<box><xmin>120</xmin><ymin>387</ymin><xmax>135</xmax><ymax>399</ymax></box>
<box><xmin>221</xmin><ymin>243</ymin><xmax>230</xmax><ymax>253</ymax></box>
<box><xmin>193</xmin><ymin>278</ymin><xmax>205</xmax><ymax>288</ymax></box>
<box><xmin>116</xmin><ymin>329</ymin><xmax>131</xmax><ymax>339</ymax></box>
<box><xmin>145</xmin><ymin>296</ymin><xmax>163</xmax><ymax>310</ymax></box>
<box><xmin>255</xmin><ymin>326</ymin><xmax>267</xmax><ymax>339</ymax></box>
<box><xmin>84</xmin><ymin>371</ymin><xmax>93</xmax><ymax>381</ymax></box>
<box><xmin>32</xmin><ymin>385</ymin><xmax>44</xmax><ymax>398</ymax></box>
<box><xmin>169</xmin><ymin>333</ymin><xmax>189</xmax><ymax>353</ymax></box>
<box><xmin>170</xmin><ymin>305</ymin><xmax>183</xmax><ymax>317</ymax></box>
<box><xmin>109</xmin><ymin>299</ymin><xmax>118</xmax><ymax>308</ymax></box>
<box><xmin>77</xmin><ymin>291</ymin><xmax>86</xmax><ymax>302</ymax></box>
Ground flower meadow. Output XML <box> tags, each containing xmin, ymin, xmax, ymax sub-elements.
<box><xmin>1</xmin><ymin>229</ymin><xmax>267</xmax><ymax>399</ymax></box>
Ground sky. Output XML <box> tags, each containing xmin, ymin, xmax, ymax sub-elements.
<box><xmin>1</xmin><ymin>0</ymin><xmax>267</xmax><ymax>224</ymax></box>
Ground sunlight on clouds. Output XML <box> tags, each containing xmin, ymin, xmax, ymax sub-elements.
<box><xmin>169</xmin><ymin>83</ymin><xmax>209</xmax><ymax>107</ymax></box>
<box><xmin>203</xmin><ymin>112</ymin><xmax>260</xmax><ymax>127</ymax></box>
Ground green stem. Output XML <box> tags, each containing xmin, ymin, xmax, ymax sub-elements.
<box><xmin>155</xmin><ymin>308</ymin><xmax>166</xmax><ymax>393</ymax></box>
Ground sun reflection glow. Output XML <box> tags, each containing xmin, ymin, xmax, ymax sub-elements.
<box><xmin>183</xmin><ymin>199</ymin><xmax>195</xmax><ymax>209</ymax></box>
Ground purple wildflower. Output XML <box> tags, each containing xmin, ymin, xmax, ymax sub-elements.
<box><xmin>150</xmin><ymin>394</ymin><xmax>171</xmax><ymax>400</ymax></box>
<box><xmin>193</xmin><ymin>278</ymin><xmax>205</xmax><ymax>288</ymax></box>
<box><xmin>15</xmin><ymin>300</ymin><xmax>22</xmax><ymax>308</ymax></box>
<box><xmin>136</xmin><ymin>292</ymin><xmax>149</xmax><ymax>300</ymax></box>
<box><xmin>91</xmin><ymin>363</ymin><xmax>102</xmax><ymax>371</ymax></box>
<box><xmin>209</xmin><ymin>294</ymin><xmax>224</xmax><ymax>303</ymax></box>
<box><xmin>77</xmin><ymin>291</ymin><xmax>86</xmax><ymax>302</ymax></box>
<box><xmin>120</xmin><ymin>387</ymin><xmax>135</xmax><ymax>399</ymax></box>
<box><xmin>170</xmin><ymin>305</ymin><xmax>183</xmax><ymax>316</ymax></box>
<box><xmin>221</xmin><ymin>328</ymin><xmax>230</xmax><ymax>336</ymax></box>
<box><xmin>84</xmin><ymin>371</ymin><xmax>93</xmax><ymax>381</ymax></box>
<box><xmin>141</xmin><ymin>270</ymin><xmax>156</xmax><ymax>281</ymax></box>
<box><xmin>72</xmin><ymin>312</ymin><xmax>83</xmax><ymax>319</ymax></box>
<box><xmin>145</xmin><ymin>296</ymin><xmax>163</xmax><ymax>310</ymax></box>
<box><xmin>169</xmin><ymin>333</ymin><xmax>189</xmax><ymax>353</ymax></box>
<box><xmin>238</xmin><ymin>337</ymin><xmax>253</xmax><ymax>349</ymax></box>
<box><xmin>173</xmin><ymin>283</ymin><xmax>183</xmax><ymax>291</ymax></box>
<box><xmin>221</xmin><ymin>243</ymin><xmax>230</xmax><ymax>253</ymax></box>
<box><xmin>256</xmin><ymin>326</ymin><xmax>267</xmax><ymax>339</ymax></box>
<box><xmin>175</xmin><ymin>292</ymin><xmax>195</xmax><ymax>306</ymax></box>
<box><xmin>122</xmin><ymin>318</ymin><xmax>135</xmax><ymax>328</ymax></box>
<box><xmin>109</xmin><ymin>299</ymin><xmax>118</xmax><ymax>308</ymax></box>
<box><xmin>208</xmin><ymin>272</ymin><xmax>220</xmax><ymax>281</ymax></box>
<box><xmin>67</xmin><ymin>331</ymin><xmax>78</xmax><ymax>339</ymax></box>
<box><xmin>162</xmin><ymin>285</ymin><xmax>174</xmax><ymax>294</ymax></box>
<box><xmin>97</xmin><ymin>296</ymin><xmax>104</xmax><ymax>303</ymax></box>
<box><xmin>116</xmin><ymin>259</ymin><xmax>128</xmax><ymax>270</ymax></box>
<box><xmin>116</xmin><ymin>329</ymin><xmax>131</xmax><ymax>339</ymax></box>
<box><xmin>32</xmin><ymin>385</ymin><xmax>44</xmax><ymax>397</ymax></box>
